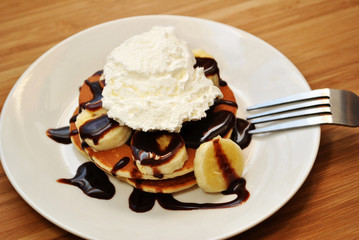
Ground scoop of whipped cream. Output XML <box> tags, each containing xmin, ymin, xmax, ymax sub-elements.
<box><xmin>102</xmin><ymin>26</ymin><xmax>223</xmax><ymax>132</ymax></box>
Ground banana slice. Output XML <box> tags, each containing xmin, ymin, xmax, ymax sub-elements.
<box><xmin>131</xmin><ymin>131</ymin><xmax>188</xmax><ymax>177</ymax></box>
<box><xmin>194</xmin><ymin>136</ymin><xmax>244</xmax><ymax>193</ymax></box>
<box><xmin>192</xmin><ymin>49</ymin><xmax>213</xmax><ymax>58</ymax></box>
<box><xmin>75</xmin><ymin>107</ymin><xmax>132</xmax><ymax>151</ymax></box>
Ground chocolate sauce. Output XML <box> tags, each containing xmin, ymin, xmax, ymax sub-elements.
<box><xmin>194</xmin><ymin>57</ymin><xmax>227</xmax><ymax>86</ymax></box>
<box><xmin>46</xmin><ymin>126</ymin><xmax>72</xmax><ymax>144</ymax></box>
<box><xmin>79</xmin><ymin>114</ymin><xmax>119</xmax><ymax>145</ymax></box>
<box><xmin>111</xmin><ymin>157</ymin><xmax>130</xmax><ymax>175</ymax></box>
<box><xmin>81</xmin><ymin>141</ymin><xmax>90</xmax><ymax>150</ymax></box>
<box><xmin>129</xmin><ymin>188</ymin><xmax>157</xmax><ymax>212</ymax></box>
<box><xmin>194</xmin><ymin>57</ymin><xmax>220</xmax><ymax>77</ymax></box>
<box><xmin>57</xmin><ymin>162</ymin><xmax>115</xmax><ymax>199</ymax></box>
<box><xmin>93</xmin><ymin>70</ymin><xmax>104</xmax><ymax>76</ymax></box>
<box><xmin>219</xmin><ymin>80</ymin><xmax>227</xmax><ymax>86</ymax></box>
<box><xmin>153</xmin><ymin>170</ymin><xmax>164</xmax><ymax>179</ymax></box>
<box><xmin>214</xmin><ymin>99</ymin><xmax>238</xmax><ymax>108</ymax></box>
<box><xmin>69</xmin><ymin>114</ymin><xmax>78</xmax><ymax>123</ymax></box>
<box><xmin>231</xmin><ymin>118</ymin><xmax>255</xmax><ymax>149</ymax></box>
<box><xmin>129</xmin><ymin>178</ymin><xmax>249</xmax><ymax>212</ymax></box>
<box><xmin>180</xmin><ymin>110</ymin><xmax>236</xmax><ymax>148</ymax></box>
<box><xmin>85</xmin><ymin>100</ymin><xmax>103</xmax><ymax>111</ymax></box>
<box><xmin>131</xmin><ymin>131</ymin><xmax>184</xmax><ymax>166</ymax></box>
<box><xmin>59</xmin><ymin>162</ymin><xmax>248</xmax><ymax>212</ymax></box>
<box><xmin>70</xmin><ymin>129</ymin><xmax>78</xmax><ymax>136</ymax></box>
<box><xmin>79</xmin><ymin>80</ymin><xmax>103</xmax><ymax>110</ymax></box>
<box><xmin>213</xmin><ymin>138</ymin><xmax>239</xmax><ymax>185</ymax></box>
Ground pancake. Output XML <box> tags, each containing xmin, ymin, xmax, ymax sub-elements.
<box><xmin>121</xmin><ymin>172</ymin><xmax>197</xmax><ymax>194</ymax></box>
<box><xmin>69</xmin><ymin>61</ymin><xmax>238</xmax><ymax>193</ymax></box>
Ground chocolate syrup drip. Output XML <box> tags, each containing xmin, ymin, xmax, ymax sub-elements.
<box><xmin>81</xmin><ymin>141</ymin><xmax>89</xmax><ymax>150</ymax></box>
<box><xmin>70</xmin><ymin>129</ymin><xmax>78</xmax><ymax>136</ymax></box>
<box><xmin>129</xmin><ymin>178</ymin><xmax>249</xmax><ymax>212</ymax></box>
<box><xmin>129</xmin><ymin>188</ymin><xmax>157</xmax><ymax>212</ymax></box>
<box><xmin>213</xmin><ymin>138</ymin><xmax>239</xmax><ymax>185</ymax></box>
<box><xmin>69</xmin><ymin>114</ymin><xmax>78</xmax><ymax>123</ymax></box>
<box><xmin>194</xmin><ymin>57</ymin><xmax>227</xmax><ymax>86</ymax></box>
<box><xmin>153</xmin><ymin>169</ymin><xmax>164</xmax><ymax>179</ymax></box>
<box><xmin>130</xmin><ymin>168</ymin><xmax>142</xmax><ymax>180</ymax></box>
<box><xmin>214</xmin><ymin>99</ymin><xmax>238</xmax><ymax>108</ymax></box>
<box><xmin>111</xmin><ymin>157</ymin><xmax>130</xmax><ymax>175</ymax></box>
<box><xmin>231</xmin><ymin>119</ymin><xmax>255</xmax><ymax>149</ymax></box>
<box><xmin>57</xmin><ymin>162</ymin><xmax>115</xmax><ymax>199</ymax></box>
<box><xmin>93</xmin><ymin>70</ymin><xmax>103</xmax><ymax>76</ymax></box>
<box><xmin>219</xmin><ymin>80</ymin><xmax>227</xmax><ymax>86</ymax></box>
<box><xmin>79</xmin><ymin>114</ymin><xmax>119</xmax><ymax>145</ymax></box>
<box><xmin>85</xmin><ymin>100</ymin><xmax>103</xmax><ymax>111</ymax></box>
<box><xmin>60</xmin><ymin>162</ymin><xmax>248</xmax><ymax>212</ymax></box>
<box><xmin>79</xmin><ymin>80</ymin><xmax>103</xmax><ymax>110</ymax></box>
<box><xmin>131</xmin><ymin>131</ymin><xmax>184</xmax><ymax>166</ymax></box>
<box><xmin>180</xmin><ymin>110</ymin><xmax>236</xmax><ymax>148</ymax></box>
<box><xmin>194</xmin><ymin>57</ymin><xmax>220</xmax><ymax>76</ymax></box>
<box><xmin>46</xmin><ymin>126</ymin><xmax>72</xmax><ymax>144</ymax></box>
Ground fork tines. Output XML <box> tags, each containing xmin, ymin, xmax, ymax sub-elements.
<box><xmin>247</xmin><ymin>88</ymin><xmax>332</xmax><ymax>134</ymax></box>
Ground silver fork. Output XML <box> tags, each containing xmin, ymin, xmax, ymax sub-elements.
<box><xmin>246</xmin><ymin>88</ymin><xmax>359</xmax><ymax>134</ymax></box>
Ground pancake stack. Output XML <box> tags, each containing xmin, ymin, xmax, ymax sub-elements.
<box><xmin>69</xmin><ymin>51</ymin><xmax>239</xmax><ymax>193</ymax></box>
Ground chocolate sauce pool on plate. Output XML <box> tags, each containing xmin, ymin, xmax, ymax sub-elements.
<box><xmin>57</xmin><ymin>162</ymin><xmax>115</xmax><ymax>199</ymax></box>
<box><xmin>129</xmin><ymin>178</ymin><xmax>249</xmax><ymax>212</ymax></box>
<box><xmin>46</xmin><ymin>126</ymin><xmax>72</xmax><ymax>144</ymax></box>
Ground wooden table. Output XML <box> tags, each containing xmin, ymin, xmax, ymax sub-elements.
<box><xmin>1</xmin><ymin>0</ymin><xmax>358</xmax><ymax>239</ymax></box>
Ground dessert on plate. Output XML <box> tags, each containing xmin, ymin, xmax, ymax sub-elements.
<box><xmin>47</xmin><ymin>26</ymin><xmax>254</xmax><ymax>211</ymax></box>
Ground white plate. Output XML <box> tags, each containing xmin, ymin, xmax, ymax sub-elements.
<box><xmin>0</xmin><ymin>15</ymin><xmax>320</xmax><ymax>240</ymax></box>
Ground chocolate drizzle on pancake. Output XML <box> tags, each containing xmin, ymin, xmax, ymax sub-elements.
<box><xmin>219</xmin><ymin>80</ymin><xmax>227</xmax><ymax>86</ymax></box>
<box><xmin>79</xmin><ymin>80</ymin><xmax>103</xmax><ymax>110</ymax></box>
<box><xmin>231</xmin><ymin>118</ymin><xmax>255</xmax><ymax>149</ymax></box>
<box><xmin>85</xmin><ymin>100</ymin><xmax>103</xmax><ymax>111</ymax></box>
<box><xmin>131</xmin><ymin>131</ymin><xmax>184</xmax><ymax>166</ymax></box>
<box><xmin>69</xmin><ymin>114</ymin><xmax>78</xmax><ymax>123</ymax></box>
<box><xmin>79</xmin><ymin>115</ymin><xmax>119</xmax><ymax>145</ymax></box>
<box><xmin>57</xmin><ymin>162</ymin><xmax>115</xmax><ymax>199</ymax></box>
<box><xmin>111</xmin><ymin>157</ymin><xmax>130</xmax><ymax>176</ymax></box>
<box><xmin>214</xmin><ymin>99</ymin><xmax>238</xmax><ymax>108</ymax></box>
<box><xmin>70</xmin><ymin>129</ymin><xmax>79</xmax><ymax>136</ymax></box>
<box><xmin>93</xmin><ymin>70</ymin><xmax>104</xmax><ymax>76</ymax></box>
<box><xmin>180</xmin><ymin>110</ymin><xmax>236</xmax><ymax>148</ymax></box>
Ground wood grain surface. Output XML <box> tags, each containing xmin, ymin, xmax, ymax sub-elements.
<box><xmin>1</xmin><ymin>0</ymin><xmax>359</xmax><ymax>239</ymax></box>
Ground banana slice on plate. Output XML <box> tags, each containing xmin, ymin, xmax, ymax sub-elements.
<box><xmin>194</xmin><ymin>136</ymin><xmax>244</xmax><ymax>193</ymax></box>
<box><xmin>75</xmin><ymin>107</ymin><xmax>132</xmax><ymax>151</ymax></box>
